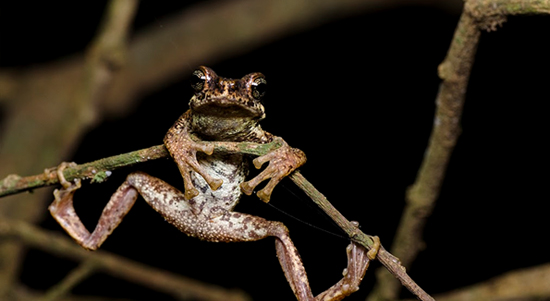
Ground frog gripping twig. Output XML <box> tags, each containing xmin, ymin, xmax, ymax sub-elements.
<box><xmin>49</xmin><ymin>66</ymin><xmax>379</xmax><ymax>301</ymax></box>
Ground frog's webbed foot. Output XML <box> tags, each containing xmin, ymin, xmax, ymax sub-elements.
<box><xmin>316</xmin><ymin>234</ymin><xmax>381</xmax><ymax>301</ymax></box>
<box><xmin>241</xmin><ymin>138</ymin><xmax>306</xmax><ymax>202</ymax></box>
<box><xmin>340</xmin><ymin>237</ymin><xmax>380</xmax><ymax>294</ymax></box>
<box><xmin>172</xmin><ymin>139</ymin><xmax>223</xmax><ymax>200</ymax></box>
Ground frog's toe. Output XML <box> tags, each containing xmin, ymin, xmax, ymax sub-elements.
<box><xmin>176</xmin><ymin>147</ymin><xmax>223</xmax><ymax>195</ymax></box>
<box><xmin>183</xmin><ymin>186</ymin><xmax>199</xmax><ymax>200</ymax></box>
<box><xmin>251</xmin><ymin>151</ymin><xmax>275</xmax><ymax>169</ymax></box>
<box><xmin>240</xmin><ymin>180</ymin><xmax>256</xmax><ymax>196</ymax></box>
<box><xmin>52</xmin><ymin>178</ymin><xmax>82</xmax><ymax>203</ymax></box>
<box><xmin>54</xmin><ymin>162</ymin><xmax>78</xmax><ymax>189</ymax></box>
<box><xmin>194</xmin><ymin>168</ymin><xmax>223</xmax><ymax>191</ymax></box>
<box><xmin>187</xmin><ymin>140</ymin><xmax>214</xmax><ymax>156</ymax></box>
<box><xmin>367</xmin><ymin>235</ymin><xmax>381</xmax><ymax>260</ymax></box>
<box><xmin>208</xmin><ymin>178</ymin><xmax>223</xmax><ymax>191</ymax></box>
<box><xmin>240</xmin><ymin>167</ymin><xmax>276</xmax><ymax>201</ymax></box>
<box><xmin>182</xmin><ymin>163</ymin><xmax>223</xmax><ymax>200</ymax></box>
<box><xmin>256</xmin><ymin>186</ymin><xmax>274</xmax><ymax>203</ymax></box>
<box><xmin>256</xmin><ymin>176</ymin><xmax>283</xmax><ymax>203</ymax></box>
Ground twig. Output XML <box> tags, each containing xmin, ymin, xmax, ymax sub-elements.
<box><xmin>369</xmin><ymin>1</ymin><xmax>550</xmax><ymax>300</ymax></box>
<box><xmin>0</xmin><ymin>219</ymin><xmax>250</xmax><ymax>301</ymax></box>
<box><xmin>0</xmin><ymin>140</ymin><xmax>434</xmax><ymax>300</ymax></box>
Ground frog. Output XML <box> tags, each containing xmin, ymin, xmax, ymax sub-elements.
<box><xmin>49</xmin><ymin>66</ymin><xmax>380</xmax><ymax>301</ymax></box>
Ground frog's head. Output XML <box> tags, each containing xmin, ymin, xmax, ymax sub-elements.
<box><xmin>189</xmin><ymin>66</ymin><xmax>266</xmax><ymax>120</ymax></box>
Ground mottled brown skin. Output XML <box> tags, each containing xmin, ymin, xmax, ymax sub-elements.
<box><xmin>49</xmin><ymin>67</ymin><xmax>379</xmax><ymax>301</ymax></box>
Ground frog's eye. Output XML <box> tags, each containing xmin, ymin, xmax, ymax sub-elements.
<box><xmin>191</xmin><ymin>69</ymin><xmax>206</xmax><ymax>92</ymax></box>
<box><xmin>251</xmin><ymin>77</ymin><xmax>267</xmax><ymax>100</ymax></box>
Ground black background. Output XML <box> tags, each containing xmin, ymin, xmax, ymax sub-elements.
<box><xmin>1</xmin><ymin>2</ymin><xmax>549</xmax><ymax>300</ymax></box>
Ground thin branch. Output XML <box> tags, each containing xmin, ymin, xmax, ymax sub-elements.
<box><xmin>0</xmin><ymin>141</ymin><xmax>281</xmax><ymax>198</ymax></box>
<box><xmin>0</xmin><ymin>219</ymin><xmax>250</xmax><ymax>301</ymax></box>
<box><xmin>0</xmin><ymin>139</ymin><xmax>434</xmax><ymax>301</ymax></box>
<box><xmin>289</xmin><ymin>172</ymin><xmax>434</xmax><ymax>301</ymax></box>
<box><xmin>369</xmin><ymin>0</ymin><xmax>550</xmax><ymax>300</ymax></box>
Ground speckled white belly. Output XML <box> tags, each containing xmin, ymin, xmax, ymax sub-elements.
<box><xmin>189</xmin><ymin>153</ymin><xmax>248</xmax><ymax>216</ymax></box>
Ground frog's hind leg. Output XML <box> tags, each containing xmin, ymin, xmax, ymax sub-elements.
<box><xmin>270</xmin><ymin>226</ymin><xmax>379</xmax><ymax>301</ymax></box>
<box><xmin>178</xmin><ymin>210</ymin><xmax>377</xmax><ymax>301</ymax></box>
<box><xmin>49</xmin><ymin>167</ymin><xmax>140</xmax><ymax>250</ymax></box>
<box><xmin>49</xmin><ymin>169</ymin><xmax>188</xmax><ymax>251</ymax></box>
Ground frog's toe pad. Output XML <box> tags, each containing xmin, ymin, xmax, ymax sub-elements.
<box><xmin>240</xmin><ymin>181</ymin><xmax>255</xmax><ymax>196</ymax></box>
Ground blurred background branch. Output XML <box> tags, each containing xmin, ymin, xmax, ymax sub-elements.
<box><xmin>369</xmin><ymin>1</ymin><xmax>550</xmax><ymax>300</ymax></box>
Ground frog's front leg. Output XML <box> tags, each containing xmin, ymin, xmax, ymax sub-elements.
<box><xmin>241</xmin><ymin>137</ymin><xmax>306</xmax><ymax>202</ymax></box>
<box><xmin>164</xmin><ymin>111</ymin><xmax>223</xmax><ymax>200</ymax></box>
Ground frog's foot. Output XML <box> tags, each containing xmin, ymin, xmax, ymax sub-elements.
<box><xmin>316</xmin><ymin>236</ymin><xmax>381</xmax><ymax>301</ymax></box>
<box><xmin>49</xmin><ymin>162</ymin><xmax>85</xmax><ymax>244</ymax></box>
<box><xmin>51</xmin><ymin>162</ymin><xmax>81</xmax><ymax>207</ymax></box>
<box><xmin>241</xmin><ymin>139</ymin><xmax>306</xmax><ymax>202</ymax></box>
<box><xmin>340</xmin><ymin>239</ymin><xmax>379</xmax><ymax>295</ymax></box>
<box><xmin>52</xmin><ymin>162</ymin><xmax>80</xmax><ymax>190</ymax></box>
<box><xmin>173</xmin><ymin>140</ymin><xmax>223</xmax><ymax>200</ymax></box>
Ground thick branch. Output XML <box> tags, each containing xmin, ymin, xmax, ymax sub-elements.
<box><xmin>374</xmin><ymin>11</ymin><xmax>480</xmax><ymax>300</ymax></box>
<box><xmin>369</xmin><ymin>1</ymin><xmax>550</xmax><ymax>300</ymax></box>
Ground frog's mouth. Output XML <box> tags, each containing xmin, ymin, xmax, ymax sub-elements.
<box><xmin>192</xmin><ymin>97</ymin><xmax>265</xmax><ymax>118</ymax></box>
